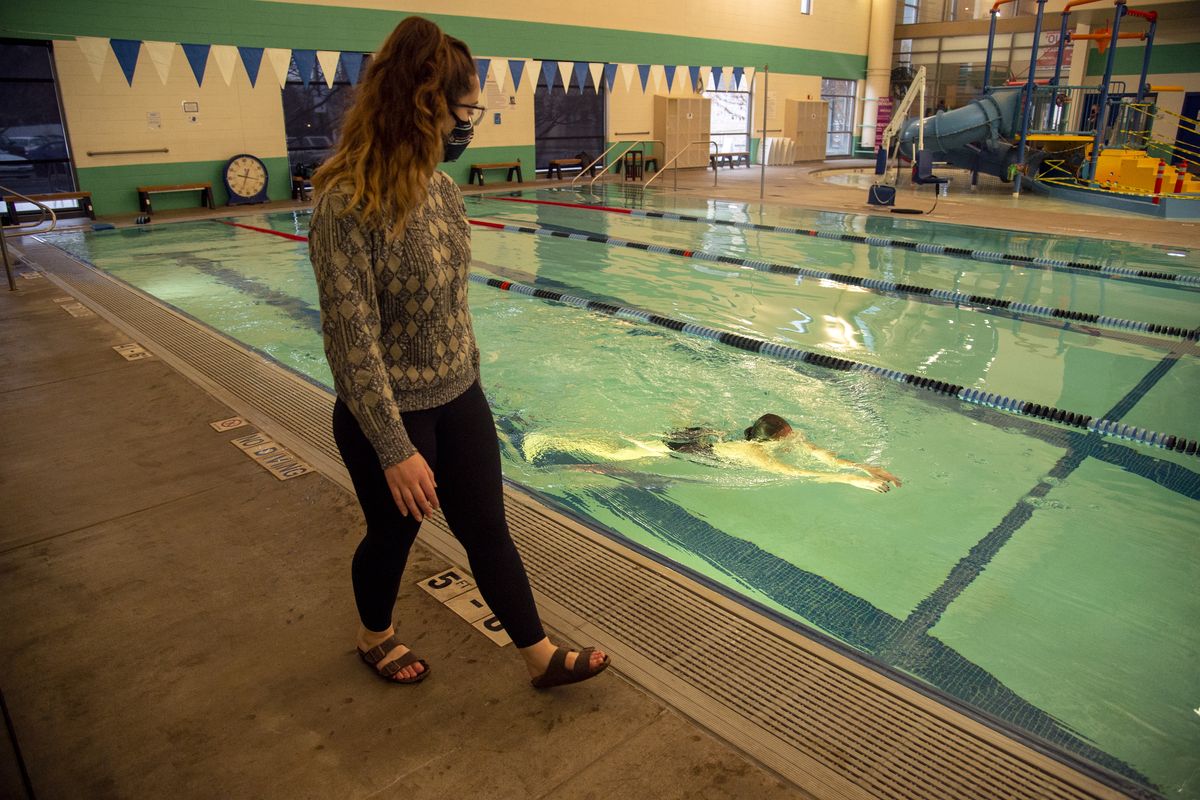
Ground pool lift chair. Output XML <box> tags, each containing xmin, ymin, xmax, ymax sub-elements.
<box><xmin>873</xmin><ymin>66</ymin><xmax>944</xmax><ymax>214</ymax></box>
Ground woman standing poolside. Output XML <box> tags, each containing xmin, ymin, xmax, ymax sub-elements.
<box><xmin>309</xmin><ymin>16</ymin><xmax>608</xmax><ymax>688</ymax></box>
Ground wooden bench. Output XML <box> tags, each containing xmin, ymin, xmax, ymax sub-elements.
<box><xmin>291</xmin><ymin>175</ymin><xmax>313</xmax><ymax>201</ymax></box>
<box><xmin>136</xmin><ymin>182</ymin><xmax>215</xmax><ymax>215</ymax></box>
<box><xmin>468</xmin><ymin>161</ymin><xmax>522</xmax><ymax>186</ymax></box>
<box><xmin>2</xmin><ymin>191</ymin><xmax>94</xmax><ymax>225</ymax></box>
<box><xmin>709</xmin><ymin>151</ymin><xmax>751</xmax><ymax>169</ymax></box>
<box><xmin>547</xmin><ymin>158</ymin><xmax>597</xmax><ymax>180</ymax></box>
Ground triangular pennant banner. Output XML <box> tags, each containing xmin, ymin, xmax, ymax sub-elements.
<box><xmin>292</xmin><ymin>49</ymin><xmax>316</xmax><ymax>87</ymax></box>
<box><xmin>341</xmin><ymin>52</ymin><xmax>365</xmax><ymax>85</ymax></box>
<box><xmin>589</xmin><ymin>62</ymin><xmax>604</xmax><ymax>94</ymax></box>
<box><xmin>651</xmin><ymin>64</ymin><xmax>664</xmax><ymax>94</ymax></box>
<box><xmin>475</xmin><ymin>58</ymin><xmax>490</xmax><ymax>91</ymax></box>
<box><xmin>637</xmin><ymin>64</ymin><xmax>651</xmax><ymax>93</ymax></box>
<box><xmin>265</xmin><ymin>48</ymin><xmax>292</xmax><ymax>89</ymax></box>
<box><xmin>145</xmin><ymin>41</ymin><xmax>176</xmax><ymax>85</ymax></box>
<box><xmin>688</xmin><ymin>65</ymin><xmax>701</xmax><ymax>93</ymax></box>
<box><xmin>110</xmin><ymin>39</ymin><xmax>142</xmax><ymax>86</ymax></box>
<box><xmin>76</xmin><ymin>36</ymin><xmax>110</xmax><ymax>83</ymax></box>
<box><xmin>491</xmin><ymin>58</ymin><xmax>507</xmax><ymax>93</ymax></box>
<box><xmin>541</xmin><ymin>59</ymin><xmax>558</xmax><ymax>91</ymax></box>
<box><xmin>732</xmin><ymin>66</ymin><xmax>744</xmax><ymax>91</ymax></box>
<box><xmin>182</xmin><ymin>43</ymin><xmax>210</xmax><ymax>86</ymax></box>
<box><xmin>603</xmin><ymin>62</ymin><xmax>617</xmax><ymax>93</ymax></box>
<box><xmin>212</xmin><ymin>45</ymin><xmax>238</xmax><ymax>86</ymax></box>
<box><xmin>508</xmin><ymin>59</ymin><xmax>526</xmax><ymax>92</ymax></box>
<box><xmin>620</xmin><ymin>63</ymin><xmax>636</xmax><ymax>92</ymax></box>
<box><xmin>317</xmin><ymin>50</ymin><xmax>340</xmax><ymax>88</ymax></box>
<box><xmin>711</xmin><ymin>66</ymin><xmax>723</xmax><ymax>91</ymax></box>
<box><xmin>573</xmin><ymin>61</ymin><xmax>589</xmax><ymax>93</ymax></box>
<box><xmin>743</xmin><ymin>66</ymin><xmax>755</xmax><ymax>91</ymax></box>
<box><xmin>663</xmin><ymin>64</ymin><xmax>677</xmax><ymax>93</ymax></box>
<box><xmin>699</xmin><ymin>66</ymin><xmax>712</xmax><ymax>91</ymax></box>
<box><xmin>238</xmin><ymin>46</ymin><xmax>263</xmax><ymax>87</ymax></box>
<box><xmin>557</xmin><ymin>60</ymin><xmax>573</xmax><ymax>93</ymax></box>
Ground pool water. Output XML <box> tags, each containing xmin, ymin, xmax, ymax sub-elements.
<box><xmin>44</xmin><ymin>186</ymin><xmax>1199</xmax><ymax>797</ymax></box>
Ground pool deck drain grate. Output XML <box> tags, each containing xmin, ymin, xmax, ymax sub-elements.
<box><xmin>22</xmin><ymin>237</ymin><xmax>1141</xmax><ymax>800</ymax></box>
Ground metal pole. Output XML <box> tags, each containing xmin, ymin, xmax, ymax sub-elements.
<box><xmin>1</xmin><ymin>224</ymin><xmax>15</xmax><ymax>291</ymax></box>
<box><xmin>1087</xmin><ymin>2</ymin><xmax>1126</xmax><ymax>182</ymax></box>
<box><xmin>759</xmin><ymin>65</ymin><xmax>769</xmax><ymax>200</ymax></box>
<box><xmin>983</xmin><ymin>10</ymin><xmax>999</xmax><ymax>93</ymax></box>
<box><xmin>1051</xmin><ymin>9</ymin><xmax>1071</xmax><ymax>86</ymax></box>
<box><xmin>1014</xmin><ymin>0</ymin><xmax>1048</xmax><ymax>197</ymax></box>
<box><xmin>1135</xmin><ymin>13</ymin><xmax>1157</xmax><ymax>103</ymax></box>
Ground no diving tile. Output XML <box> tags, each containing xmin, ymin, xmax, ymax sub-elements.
<box><xmin>229</xmin><ymin>432</ymin><xmax>313</xmax><ymax>481</ymax></box>
<box><xmin>60</xmin><ymin>301</ymin><xmax>93</xmax><ymax>317</ymax></box>
<box><xmin>418</xmin><ymin>568</ymin><xmax>511</xmax><ymax>647</ymax></box>
<box><xmin>209</xmin><ymin>416</ymin><xmax>249</xmax><ymax>432</ymax></box>
<box><xmin>112</xmin><ymin>343</ymin><xmax>152</xmax><ymax>361</ymax></box>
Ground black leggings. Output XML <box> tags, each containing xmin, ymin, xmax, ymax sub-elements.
<box><xmin>332</xmin><ymin>382</ymin><xmax>546</xmax><ymax>648</ymax></box>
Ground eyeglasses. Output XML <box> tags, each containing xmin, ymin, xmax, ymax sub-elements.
<box><xmin>452</xmin><ymin>103</ymin><xmax>486</xmax><ymax>126</ymax></box>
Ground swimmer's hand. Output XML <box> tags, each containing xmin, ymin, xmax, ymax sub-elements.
<box><xmin>863</xmin><ymin>466</ymin><xmax>902</xmax><ymax>488</ymax></box>
<box><xmin>385</xmin><ymin>452</ymin><xmax>440</xmax><ymax>521</ymax></box>
<box><xmin>846</xmin><ymin>476</ymin><xmax>893</xmax><ymax>493</ymax></box>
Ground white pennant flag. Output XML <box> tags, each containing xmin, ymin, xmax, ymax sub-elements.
<box><xmin>556</xmin><ymin>60</ymin><xmax>573</xmax><ymax>93</ymax></box>
<box><xmin>317</xmin><ymin>50</ymin><xmax>340</xmax><ymax>88</ymax></box>
<box><xmin>264</xmin><ymin>48</ymin><xmax>292</xmax><ymax>89</ymax></box>
<box><xmin>76</xmin><ymin>36</ymin><xmax>110</xmax><ymax>82</ymax></box>
<box><xmin>211</xmin><ymin>45</ymin><xmax>237</xmax><ymax>86</ymax></box>
<box><xmin>651</xmin><ymin>64</ymin><xmax>664</xmax><ymax>95</ymax></box>
<box><xmin>491</xmin><ymin>58</ymin><xmax>507</xmax><ymax>93</ymax></box>
<box><xmin>699</xmin><ymin>66</ymin><xmax>712</xmax><ymax>92</ymax></box>
<box><xmin>742</xmin><ymin>67</ymin><xmax>756</xmax><ymax>91</ymax></box>
<box><xmin>144</xmin><ymin>41</ymin><xmax>175</xmax><ymax>85</ymax></box>
<box><xmin>588</xmin><ymin>62</ymin><xmax>604</xmax><ymax>94</ymax></box>
<box><xmin>525</xmin><ymin>60</ymin><xmax>539</xmax><ymax>93</ymax></box>
<box><xmin>620</xmin><ymin>63</ymin><xmax>636</xmax><ymax>93</ymax></box>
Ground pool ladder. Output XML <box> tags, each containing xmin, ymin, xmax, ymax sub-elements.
<box><xmin>1</xmin><ymin>184</ymin><xmax>59</xmax><ymax>291</ymax></box>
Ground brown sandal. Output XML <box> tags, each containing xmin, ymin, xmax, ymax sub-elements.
<box><xmin>358</xmin><ymin>635</ymin><xmax>430</xmax><ymax>684</ymax></box>
<box><xmin>531</xmin><ymin>646</ymin><xmax>609</xmax><ymax>690</ymax></box>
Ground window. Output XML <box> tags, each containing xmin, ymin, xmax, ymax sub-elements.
<box><xmin>821</xmin><ymin>78</ymin><xmax>857</xmax><ymax>157</ymax></box>
<box><xmin>0</xmin><ymin>39</ymin><xmax>74</xmax><ymax>197</ymax></box>
<box><xmin>281</xmin><ymin>58</ymin><xmax>360</xmax><ymax>177</ymax></box>
<box><xmin>533</xmin><ymin>69</ymin><xmax>605</xmax><ymax>173</ymax></box>
<box><xmin>704</xmin><ymin>75</ymin><xmax>751</xmax><ymax>154</ymax></box>
<box><xmin>900</xmin><ymin>0</ymin><xmax>919</xmax><ymax>24</ymax></box>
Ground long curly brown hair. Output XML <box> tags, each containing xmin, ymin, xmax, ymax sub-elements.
<box><xmin>312</xmin><ymin>16</ymin><xmax>475</xmax><ymax>233</ymax></box>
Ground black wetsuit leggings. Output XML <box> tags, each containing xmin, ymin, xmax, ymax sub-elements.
<box><xmin>332</xmin><ymin>382</ymin><xmax>546</xmax><ymax>648</ymax></box>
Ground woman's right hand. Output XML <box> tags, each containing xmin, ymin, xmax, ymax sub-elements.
<box><xmin>384</xmin><ymin>453</ymin><xmax>440</xmax><ymax>521</ymax></box>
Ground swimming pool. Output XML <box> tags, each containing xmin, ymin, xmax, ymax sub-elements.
<box><xmin>44</xmin><ymin>186</ymin><xmax>1199</xmax><ymax>797</ymax></box>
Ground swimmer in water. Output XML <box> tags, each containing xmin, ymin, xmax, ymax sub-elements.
<box><xmin>522</xmin><ymin>413</ymin><xmax>902</xmax><ymax>493</ymax></box>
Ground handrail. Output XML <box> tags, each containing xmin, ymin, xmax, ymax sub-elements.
<box><xmin>572</xmin><ymin>141</ymin><xmax>627</xmax><ymax>186</ymax></box>
<box><xmin>1</xmin><ymin>185</ymin><xmax>59</xmax><ymax>238</ymax></box>
<box><xmin>588</xmin><ymin>140</ymin><xmax>647</xmax><ymax>191</ymax></box>
<box><xmin>645</xmin><ymin>140</ymin><xmax>720</xmax><ymax>189</ymax></box>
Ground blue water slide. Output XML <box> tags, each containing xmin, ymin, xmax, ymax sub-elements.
<box><xmin>897</xmin><ymin>88</ymin><xmax>1025</xmax><ymax>181</ymax></box>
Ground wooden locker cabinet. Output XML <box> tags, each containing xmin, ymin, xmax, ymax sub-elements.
<box><xmin>783</xmin><ymin>99</ymin><xmax>828</xmax><ymax>162</ymax></box>
<box><xmin>654</xmin><ymin>95</ymin><xmax>712</xmax><ymax>168</ymax></box>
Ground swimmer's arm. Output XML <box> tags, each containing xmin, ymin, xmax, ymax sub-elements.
<box><xmin>793</xmin><ymin>435</ymin><xmax>903</xmax><ymax>487</ymax></box>
<box><xmin>720</xmin><ymin>443</ymin><xmax>895</xmax><ymax>492</ymax></box>
<box><xmin>523</xmin><ymin>432</ymin><xmax>668</xmax><ymax>463</ymax></box>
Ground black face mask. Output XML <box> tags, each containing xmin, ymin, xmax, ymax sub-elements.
<box><xmin>443</xmin><ymin>117</ymin><xmax>474</xmax><ymax>162</ymax></box>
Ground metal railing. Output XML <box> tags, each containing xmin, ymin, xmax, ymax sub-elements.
<box><xmin>1</xmin><ymin>185</ymin><xmax>60</xmax><ymax>291</ymax></box>
<box><xmin>579</xmin><ymin>139</ymin><xmax>665</xmax><ymax>191</ymax></box>
<box><xmin>646</xmin><ymin>141</ymin><xmax>720</xmax><ymax>189</ymax></box>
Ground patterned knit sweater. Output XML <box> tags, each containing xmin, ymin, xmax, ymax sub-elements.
<box><xmin>309</xmin><ymin>170</ymin><xmax>479</xmax><ymax>468</ymax></box>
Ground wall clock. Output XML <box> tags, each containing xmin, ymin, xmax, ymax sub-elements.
<box><xmin>223</xmin><ymin>153</ymin><xmax>269</xmax><ymax>205</ymax></box>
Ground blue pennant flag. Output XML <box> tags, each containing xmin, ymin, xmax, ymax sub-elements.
<box><xmin>732</xmin><ymin>66</ymin><xmax>745</xmax><ymax>91</ymax></box>
<box><xmin>341</xmin><ymin>52</ymin><xmax>365</xmax><ymax>85</ymax></box>
<box><xmin>573</xmin><ymin>61</ymin><xmax>589</xmax><ymax>93</ymax></box>
<box><xmin>475</xmin><ymin>58</ymin><xmax>490</xmax><ymax>90</ymax></box>
<box><xmin>292</xmin><ymin>49</ymin><xmax>316</xmax><ymax>87</ymax></box>
<box><xmin>541</xmin><ymin>59</ymin><xmax>558</xmax><ymax>91</ymax></box>
<box><xmin>238</xmin><ymin>47</ymin><xmax>264</xmax><ymax>87</ymax></box>
<box><xmin>711</xmin><ymin>66</ymin><xmax>723</xmax><ymax>91</ymax></box>
<box><xmin>181</xmin><ymin>43</ymin><xmax>211</xmax><ymax>87</ymax></box>
<box><xmin>688</xmin><ymin>65</ymin><xmax>701</xmax><ymax>92</ymax></box>
<box><xmin>508</xmin><ymin>59</ymin><xmax>526</xmax><ymax>92</ymax></box>
<box><xmin>637</xmin><ymin>64</ymin><xmax>651</xmax><ymax>93</ymax></box>
<box><xmin>663</xmin><ymin>65</ymin><xmax>677</xmax><ymax>91</ymax></box>
<box><xmin>603</xmin><ymin>63</ymin><xmax>617</xmax><ymax>93</ymax></box>
<box><xmin>109</xmin><ymin>39</ymin><xmax>142</xmax><ymax>86</ymax></box>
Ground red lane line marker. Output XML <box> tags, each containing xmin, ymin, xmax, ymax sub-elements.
<box><xmin>485</xmin><ymin>196</ymin><xmax>634</xmax><ymax>215</ymax></box>
<box><xmin>214</xmin><ymin>219</ymin><xmax>309</xmax><ymax>242</ymax></box>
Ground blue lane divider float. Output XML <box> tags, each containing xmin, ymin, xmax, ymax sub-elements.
<box><xmin>468</xmin><ymin>218</ymin><xmax>1200</xmax><ymax>343</ymax></box>
<box><xmin>496</xmin><ymin>194</ymin><xmax>1200</xmax><ymax>290</ymax></box>
<box><xmin>470</xmin><ymin>272</ymin><xmax>1200</xmax><ymax>457</ymax></box>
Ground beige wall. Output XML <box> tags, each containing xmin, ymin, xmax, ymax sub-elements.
<box><xmin>55</xmin><ymin>40</ymin><xmax>286</xmax><ymax>170</ymax></box>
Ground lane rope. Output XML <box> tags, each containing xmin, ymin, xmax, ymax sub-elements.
<box><xmin>469</xmin><ymin>273</ymin><xmax>1199</xmax><ymax>457</ymax></box>
<box><xmin>480</xmin><ymin>194</ymin><xmax>1200</xmax><ymax>290</ymax></box>
<box><xmin>466</xmin><ymin>218</ymin><xmax>1200</xmax><ymax>342</ymax></box>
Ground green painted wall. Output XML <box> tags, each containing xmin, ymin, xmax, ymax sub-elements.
<box><xmin>1</xmin><ymin>1</ymin><xmax>866</xmax><ymax>80</ymax></box>
<box><xmin>440</xmin><ymin>145</ymin><xmax>536</xmax><ymax>186</ymax></box>
<box><xmin>77</xmin><ymin>157</ymin><xmax>291</xmax><ymax>215</ymax></box>
<box><xmin>1085</xmin><ymin>43</ymin><xmax>1200</xmax><ymax>79</ymax></box>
